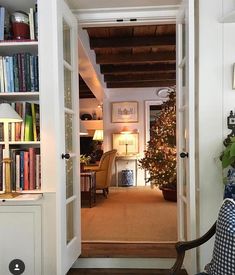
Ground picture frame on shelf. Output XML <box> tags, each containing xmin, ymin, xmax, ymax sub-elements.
<box><xmin>111</xmin><ymin>101</ymin><xmax>138</xmax><ymax>123</ymax></box>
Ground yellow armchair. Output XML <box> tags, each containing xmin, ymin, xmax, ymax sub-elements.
<box><xmin>91</xmin><ymin>149</ymin><xmax>117</xmax><ymax>197</ymax></box>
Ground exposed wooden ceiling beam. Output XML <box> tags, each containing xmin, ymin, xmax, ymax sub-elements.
<box><xmin>100</xmin><ymin>63</ymin><xmax>176</xmax><ymax>74</ymax></box>
<box><xmin>96</xmin><ymin>52</ymin><xmax>176</xmax><ymax>64</ymax></box>
<box><xmin>104</xmin><ymin>72</ymin><xmax>176</xmax><ymax>82</ymax></box>
<box><xmin>107</xmin><ymin>80</ymin><xmax>176</xmax><ymax>88</ymax></box>
<box><xmin>90</xmin><ymin>35</ymin><xmax>175</xmax><ymax>49</ymax></box>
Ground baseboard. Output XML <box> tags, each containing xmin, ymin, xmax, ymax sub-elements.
<box><xmin>72</xmin><ymin>258</ymin><xmax>175</xmax><ymax>269</ymax></box>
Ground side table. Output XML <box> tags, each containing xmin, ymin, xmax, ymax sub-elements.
<box><xmin>80</xmin><ymin>171</ymin><xmax>96</xmax><ymax>207</ymax></box>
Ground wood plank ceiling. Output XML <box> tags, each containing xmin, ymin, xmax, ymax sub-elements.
<box><xmin>86</xmin><ymin>24</ymin><xmax>176</xmax><ymax>89</ymax></box>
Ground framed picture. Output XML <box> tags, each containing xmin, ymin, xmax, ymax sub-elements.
<box><xmin>111</xmin><ymin>101</ymin><xmax>138</xmax><ymax>123</ymax></box>
<box><xmin>112</xmin><ymin>133</ymin><xmax>139</xmax><ymax>155</ymax></box>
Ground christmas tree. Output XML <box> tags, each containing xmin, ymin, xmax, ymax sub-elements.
<box><xmin>139</xmin><ymin>88</ymin><xmax>176</xmax><ymax>189</ymax></box>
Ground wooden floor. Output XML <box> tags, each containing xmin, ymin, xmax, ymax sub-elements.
<box><xmin>67</xmin><ymin>268</ymin><xmax>188</xmax><ymax>275</ymax></box>
<box><xmin>81</xmin><ymin>242</ymin><xmax>177</xmax><ymax>258</ymax></box>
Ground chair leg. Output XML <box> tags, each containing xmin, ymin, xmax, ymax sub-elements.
<box><xmin>105</xmin><ymin>187</ymin><xmax>109</xmax><ymax>194</ymax></box>
<box><xmin>103</xmin><ymin>189</ymin><xmax>107</xmax><ymax>198</ymax></box>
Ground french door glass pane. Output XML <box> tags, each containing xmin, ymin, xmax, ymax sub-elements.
<box><xmin>65</xmin><ymin>112</ymin><xmax>74</xmax><ymax>199</ymax></box>
<box><xmin>66</xmin><ymin>200</ymin><xmax>74</xmax><ymax>244</ymax></box>
<box><xmin>65</xmin><ymin>112</ymin><xmax>73</xmax><ymax>153</ymax></box>
<box><xmin>63</xmin><ymin>20</ymin><xmax>71</xmax><ymax>65</ymax></box>
<box><xmin>64</xmin><ymin>67</ymin><xmax>72</xmax><ymax>109</ymax></box>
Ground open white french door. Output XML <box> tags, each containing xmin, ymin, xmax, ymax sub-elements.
<box><xmin>176</xmin><ymin>0</ymin><xmax>196</xmax><ymax>274</ymax></box>
<box><xmin>55</xmin><ymin>1</ymin><xmax>81</xmax><ymax>274</ymax></box>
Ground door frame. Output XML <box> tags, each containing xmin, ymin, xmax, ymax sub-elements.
<box><xmin>74</xmin><ymin>2</ymin><xmax>197</xmax><ymax>269</ymax></box>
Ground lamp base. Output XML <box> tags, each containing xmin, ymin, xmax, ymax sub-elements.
<box><xmin>0</xmin><ymin>192</ymin><xmax>21</xmax><ymax>199</ymax></box>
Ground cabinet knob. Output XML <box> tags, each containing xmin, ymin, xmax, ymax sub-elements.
<box><xmin>61</xmin><ymin>153</ymin><xmax>70</xmax><ymax>160</ymax></box>
<box><xmin>180</xmin><ymin>152</ymin><xmax>189</xmax><ymax>158</ymax></box>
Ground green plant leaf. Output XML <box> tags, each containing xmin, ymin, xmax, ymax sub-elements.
<box><xmin>230</xmin><ymin>142</ymin><xmax>235</xmax><ymax>157</ymax></box>
<box><xmin>222</xmin><ymin>155</ymin><xmax>235</xmax><ymax>168</ymax></box>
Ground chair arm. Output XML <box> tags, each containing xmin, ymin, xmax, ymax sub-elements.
<box><xmin>84</xmin><ymin>165</ymin><xmax>100</xmax><ymax>171</ymax></box>
<box><xmin>170</xmin><ymin>222</ymin><xmax>216</xmax><ymax>275</ymax></box>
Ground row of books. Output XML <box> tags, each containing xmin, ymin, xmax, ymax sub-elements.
<box><xmin>0</xmin><ymin>53</ymin><xmax>39</xmax><ymax>93</ymax></box>
<box><xmin>0</xmin><ymin>147</ymin><xmax>41</xmax><ymax>192</ymax></box>
<box><xmin>0</xmin><ymin>102</ymin><xmax>40</xmax><ymax>142</ymax></box>
<box><xmin>0</xmin><ymin>5</ymin><xmax>38</xmax><ymax>41</ymax></box>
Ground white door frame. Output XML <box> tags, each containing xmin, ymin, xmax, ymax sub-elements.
<box><xmin>56</xmin><ymin>1</ymin><xmax>81</xmax><ymax>274</ymax></box>
<box><xmin>74</xmin><ymin>2</ymin><xmax>197</xmax><ymax>270</ymax></box>
<box><xmin>176</xmin><ymin>0</ymin><xmax>196</xmax><ymax>273</ymax></box>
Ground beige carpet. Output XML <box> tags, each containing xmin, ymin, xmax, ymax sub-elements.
<box><xmin>81</xmin><ymin>187</ymin><xmax>177</xmax><ymax>242</ymax></box>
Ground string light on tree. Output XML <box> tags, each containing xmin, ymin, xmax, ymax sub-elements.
<box><xmin>139</xmin><ymin>87</ymin><xmax>176</xmax><ymax>190</ymax></box>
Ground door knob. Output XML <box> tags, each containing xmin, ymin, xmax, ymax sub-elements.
<box><xmin>180</xmin><ymin>152</ymin><xmax>189</xmax><ymax>158</ymax></box>
<box><xmin>61</xmin><ymin>153</ymin><xmax>70</xmax><ymax>160</ymax></box>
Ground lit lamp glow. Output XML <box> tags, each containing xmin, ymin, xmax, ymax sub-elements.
<box><xmin>120</xmin><ymin>127</ymin><xmax>133</xmax><ymax>155</ymax></box>
<box><xmin>0</xmin><ymin>103</ymin><xmax>23</xmax><ymax>198</ymax></box>
<box><xmin>93</xmin><ymin>129</ymin><xmax>103</xmax><ymax>141</ymax></box>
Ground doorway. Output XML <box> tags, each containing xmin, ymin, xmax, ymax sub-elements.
<box><xmin>77</xmin><ymin>6</ymin><xmax>178</xmax><ymax>262</ymax></box>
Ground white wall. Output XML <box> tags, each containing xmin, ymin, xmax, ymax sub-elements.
<box><xmin>102</xmin><ymin>87</ymin><xmax>166</xmax><ymax>186</ymax></box>
<box><xmin>197</xmin><ymin>0</ymin><xmax>235</xmax><ymax>270</ymax></box>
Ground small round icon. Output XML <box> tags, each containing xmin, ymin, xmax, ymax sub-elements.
<box><xmin>9</xmin><ymin>259</ymin><xmax>25</xmax><ymax>275</ymax></box>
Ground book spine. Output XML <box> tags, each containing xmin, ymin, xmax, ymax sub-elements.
<box><xmin>24</xmin><ymin>151</ymin><xmax>29</xmax><ymax>190</ymax></box>
<box><xmin>29</xmin><ymin>8</ymin><xmax>35</xmax><ymax>40</ymax></box>
<box><xmin>20</xmin><ymin>151</ymin><xmax>24</xmax><ymax>190</ymax></box>
<box><xmin>17</xmin><ymin>53</ymin><xmax>23</xmax><ymax>92</ymax></box>
<box><xmin>29</xmin><ymin>147</ymin><xmax>35</xmax><ymax>190</ymax></box>
<box><xmin>24</xmin><ymin>102</ymin><xmax>33</xmax><ymax>141</ymax></box>
<box><xmin>21</xmin><ymin>53</ymin><xmax>26</xmax><ymax>92</ymax></box>
<box><xmin>25</xmin><ymin>53</ymin><xmax>31</xmax><ymax>92</ymax></box>
<box><xmin>34</xmin><ymin>55</ymin><xmax>39</xmax><ymax>91</ymax></box>
<box><xmin>13</xmin><ymin>54</ymin><xmax>19</xmax><ymax>92</ymax></box>
<box><xmin>9</xmin><ymin>56</ymin><xmax>14</xmax><ymax>92</ymax></box>
<box><xmin>5</xmin><ymin>56</ymin><xmax>11</xmax><ymax>92</ymax></box>
<box><xmin>3</xmin><ymin>56</ymin><xmax>8</xmax><ymax>92</ymax></box>
<box><xmin>35</xmin><ymin>154</ymin><xmax>40</xmax><ymax>189</ymax></box>
<box><xmin>15</xmin><ymin>103</ymin><xmax>22</xmax><ymax>141</ymax></box>
<box><xmin>0</xmin><ymin>7</ymin><xmax>5</xmax><ymax>41</ymax></box>
<box><xmin>29</xmin><ymin>55</ymin><xmax>35</xmax><ymax>91</ymax></box>
<box><xmin>15</xmin><ymin>154</ymin><xmax>20</xmax><ymax>191</ymax></box>
<box><xmin>31</xmin><ymin>103</ymin><xmax>37</xmax><ymax>141</ymax></box>
<box><xmin>35</xmin><ymin>104</ymin><xmax>40</xmax><ymax>141</ymax></box>
<box><xmin>0</xmin><ymin>56</ymin><xmax>4</xmax><ymax>92</ymax></box>
<box><xmin>20</xmin><ymin>102</ymin><xmax>26</xmax><ymax>141</ymax></box>
<box><xmin>10</xmin><ymin>149</ymin><xmax>16</xmax><ymax>191</ymax></box>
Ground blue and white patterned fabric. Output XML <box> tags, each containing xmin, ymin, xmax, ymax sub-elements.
<box><xmin>224</xmin><ymin>168</ymin><xmax>235</xmax><ymax>200</ymax></box>
<box><xmin>204</xmin><ymin>199</ymin><xmax>235</xmax><ymax>275</ymax></box>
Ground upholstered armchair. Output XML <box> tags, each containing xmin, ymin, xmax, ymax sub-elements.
<box><xmin>90</xmin><ymin>149</ymin><xmax>117</xmax><ymax>197</ymax></box>
<box><xmin>170</xmin><ymin>199</ymin><xmax>235</xmax><ymax>275</ymax></box>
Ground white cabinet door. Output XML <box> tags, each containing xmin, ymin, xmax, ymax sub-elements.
<box><xmin>55</xmin><ymin>1</ymin><xmax>81</xmax><ymax>274</ymax></box>
<box><xmin>0</xmin><ymin>206</ymin><xmax>41</xmax><ymax>275</ymax></box>
<box><xmin>176</xmin><ymin>0</ymin><xmax>196</xmax><ymax>274</ymax></box>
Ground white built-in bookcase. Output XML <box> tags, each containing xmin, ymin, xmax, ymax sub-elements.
<box><xmin>0</xmin><ymin>1</ymin><xmax>56</xmax><ymax>274</ymax></box>
<box><xmin>0</xmin><ymin>0</ymin><xmax>41</xmax><ymax>194</ymax></box>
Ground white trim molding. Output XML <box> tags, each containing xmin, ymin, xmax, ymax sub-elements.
<box><xmin>73</xmin><ymin>5</ymin><xmax>179</xmax><ymax>27</ymax></box>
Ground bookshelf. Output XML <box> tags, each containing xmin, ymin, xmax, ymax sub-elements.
<box><xmin>0</xmin><ymin>1</ymin><xmax>43</xmax><ymax>274</ymax></box>
<box><xmin>0</xmin><ymin>0</ymin><xmax>41</xmax><ymax>194</ymax></box>
<box><xmin>0</xmin><ymin>0</ymin><xmax>80</xmax><ymax>273</ymax></box>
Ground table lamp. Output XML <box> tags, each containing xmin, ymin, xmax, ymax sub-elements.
<box><xmin>120</xmin><ymin>127</ymin><xmax>133</xmax><ymax>155</ymax></box>
<box><xmin>93</xmin><ymin>129</ymin><xmax>103</xmax><ymax>141</ymax></box>
<box><xmin>0</xmin><ymin>103</ymin><xmax>23</xmax><ymax>198</ymax></box>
